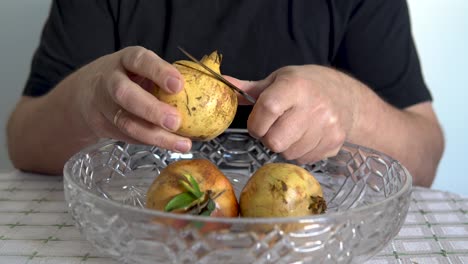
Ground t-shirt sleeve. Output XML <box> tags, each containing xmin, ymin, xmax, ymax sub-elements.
<box><xmin>333</xmin><ymin>0</ymin><xmax>431</xmax><ymax>109</ymax></box>
<box><xmin>23</xmin><ymin>0</ymin><xmax>116</xmax><ymax>97</ymax></box>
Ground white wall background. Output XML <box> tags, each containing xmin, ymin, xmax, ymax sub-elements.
<box><xmin>407</xmin><ymin>0</ymin><xmax>468</xmax><ymax>195</ymax></box>
<box><xmin>0</xmin><ymin>1</ymin><xmax>467</xmax><ymax>195</ymax></box>
<box><xmin>0</xmin><ymin>0</ymin><xmax>51</xmax><ymax>170</ymax></box>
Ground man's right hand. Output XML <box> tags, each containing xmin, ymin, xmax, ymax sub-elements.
<box><xmin>73</xmin><ymin>46</ymin><xmax>191</xmax><ymax>152</ymax></box>
<box><xmin>7</xmin><ymin>46</ymin><xmax>192</xmax><ymax>174</ymax></box>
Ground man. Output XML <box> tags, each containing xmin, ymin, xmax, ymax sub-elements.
<box><xmin>7</xmin><ymin>0</ymin><xmax>444</xmax><ymax>186</ymax></box>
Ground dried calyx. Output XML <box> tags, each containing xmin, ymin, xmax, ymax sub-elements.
<box><xmin>308</xmin><ymin>195</ymin><xmax>327</xmax><ymax>214</ymax></box>
<box><xmin>164</xmin><ymin>173</ymin><xmax>223</xmax><ymax>216</ymax></box>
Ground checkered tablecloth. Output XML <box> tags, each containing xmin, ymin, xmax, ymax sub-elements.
<box><xmin>0</xmin><ymin>170</ymin><xmax>467</xmax><ymax>264</ymax></box>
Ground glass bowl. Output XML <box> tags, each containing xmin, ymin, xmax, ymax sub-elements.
<box><xmin>63</xmin><ymin>129</ymin><xmax>412</xmax><ymax>264</ymax></box>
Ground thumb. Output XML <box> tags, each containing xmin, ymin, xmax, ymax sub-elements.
<box><xmin>223</xmin><ymin>75</ymin><xmax>272</xmax><ymax>105</ymax></box>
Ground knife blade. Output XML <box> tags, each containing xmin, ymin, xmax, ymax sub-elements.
<box><xmin>177</xmin><ymin>46</ymin><xmax>257</xmax><ymax>104</ymax></box>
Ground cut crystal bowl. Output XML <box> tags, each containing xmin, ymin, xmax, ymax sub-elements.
<box><xmin>63</xmin><ymin>129</ymin><xmax>412</xmax><ymax>264</ymax></box>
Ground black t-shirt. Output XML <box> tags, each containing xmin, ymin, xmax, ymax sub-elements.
<box><xmin>23</xmin><ymin>0</ymin><xmax>431</xmax><ymax>128</ymax></box>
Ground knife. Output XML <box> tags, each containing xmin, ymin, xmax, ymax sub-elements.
<box><xmin>177</xmin><ymin>46</ymin><xmax>257</xmax><ymax>104</ymax></box>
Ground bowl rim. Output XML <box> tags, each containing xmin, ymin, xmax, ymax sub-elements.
<box><xmin>63</xmin><ymin>130</ymin><xmax>413</xmax><ymax>225</ymax></box>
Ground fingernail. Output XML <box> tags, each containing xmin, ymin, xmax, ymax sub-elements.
<box><xmin>174</xmin><ymin>140</ymin><xmax>191</xmax><ymax>152</ymax></box>
<box><xmin>163</xmin><ymin>115</ymin><xmax>180</xmax><ymax>131</ymax></box>
<box><xmin>165</xmin><ymin>76</ymin><xmax>181</xmax><ymax>93</ymax></box>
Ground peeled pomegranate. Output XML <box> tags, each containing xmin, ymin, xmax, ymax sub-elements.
<box><xmin>239</xmin><ymin>163</ymin><xmax>326</xmax><ymax>218</ymax></box>
<box><xmin>153</xmin><ymin>51</ymin><xmax>237</xmax><ymax>141</ymax></box>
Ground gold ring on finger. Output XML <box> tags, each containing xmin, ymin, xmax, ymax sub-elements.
<box><xmin>113</xmin><ymin>109</ymin><xmax>124</xmax><ymax>126</ymax></box>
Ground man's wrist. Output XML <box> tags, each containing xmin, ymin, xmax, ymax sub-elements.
<box><xmin>328</xmin><ymin>67</ymin><xmax>365</xmax><ymax>141</ymax></box>
<box><xmin>48</xmin><ymin>72</ymin><xmax>100</xmax><ymax>144</ymax></box>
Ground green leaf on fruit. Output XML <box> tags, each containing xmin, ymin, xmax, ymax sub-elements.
<box><xmin>193</xmin><ymin>199</ymin><xmax>216</xmax><ymax>229</ymax></box>
<box><xmin>199</xmin><ymin>199</ymin><xmax>216</xmax><ymax>216</ymax></box>
<box><xmin>180</xmin><ymin>174</ymin><xmax>202</xmax><ymax>198</ymax></box>
<box><xmin>164</xmin><ymin>192</ymin><xmax>197</xmax><ymax>212</ymax></box>
<box><xmin>186</xmin><ymin>174</ymin><xmax>202</xmax><ymax>197</ymax></box>
<box><xmin>192</xmin><ymin>220</ymin><xmax>204</xmax><ymax>229</ymax></box>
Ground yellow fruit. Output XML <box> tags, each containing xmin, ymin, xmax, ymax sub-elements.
<box><xmin>239</xmin><ymin>163</ymin><xmax>326</xmax><ymax>218</ymax></box>
<box><xmin>153</xmin><ymin>51</ymin><xmax>237</xmax><ymax>141</ymax></box>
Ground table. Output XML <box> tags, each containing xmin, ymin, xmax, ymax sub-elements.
<box><xmin>0</xmin><ymin>170</ymin><xmax>467</xmax><ymax>264</ymax></box>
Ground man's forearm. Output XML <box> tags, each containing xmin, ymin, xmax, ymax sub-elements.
<box><xmin>7</xmin><ymin>74</ymin><xmax>98</xmax><ymax>175</ymax></box>
<box><xmin>343</xmin><ymin>73</ymin><xmax>444</xmax><ymax>187</ymax></box>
